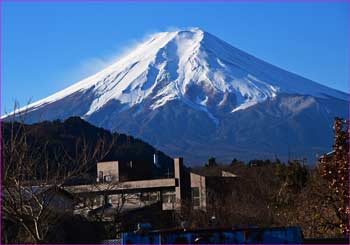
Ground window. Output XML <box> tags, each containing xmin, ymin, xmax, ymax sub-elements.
<box><xmin>86</xmin><ymin>197</ymin><xmax>99</xmax><ymax>208</ymax></box>
<box><xmin>104</xmin><ymin>195</ymin><xmax>112</xmax><ymax>204</ymax></box>
<box><xmin>168</xmin><ymin>194</ymin><xmax>175</xmax><ymax>203</ymax></box>
<box><xmin>192</xmin><ymin>187</ymin><xmax>200</xmax><ymax>207</ymax></box>
<box><xmin>140</xmin><ymin>193</ymin><xmax>150</xmax><ymax>202</ymax></box>
<box><xmin>98</xmin><ymin>171</ymin><xmax>103</xmax><ymax>182</ymax></box>
<box><xmin>149</xmin><ymin>193</ymin><xmax>159</xmax><ymax>202</ymax></box>
<box><xmin>96</xmin><ymin>196</ymin><xmax>103</xmax><ymax>206</ymax></box>
<box><xmin>140</xmin><ymin>192</ymin><xmax>159</xmax><ymax>202</ymax></box>
<box><xmin>104</xmin><ymin>175</ymin><xmax>112</xmax><ymax>182</ymax></box>
<box><xmin>162</xmin><ymin>192</ymin><xmax>176</xmax><ymax>203</ymax></box>
<box><xmin>192</xmin><ymin>187</ymin><xmax>199</xmax><ymax>197</ymax></box>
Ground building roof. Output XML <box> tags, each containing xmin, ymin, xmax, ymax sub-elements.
<box><xmin>191</xmin><ymin>168</ymin><xmax>238</xmax><ymax>178</ymax></box>
<box><xmin>3</xmin><ymin>185</ymin><xmax>74</xmax><ymax>200</ymax></box>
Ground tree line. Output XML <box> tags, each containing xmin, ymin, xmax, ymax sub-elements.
<box><xmin>186</xmin><ymin>117</ymin><xmax>349</xmax><ymax>238</ymax></box>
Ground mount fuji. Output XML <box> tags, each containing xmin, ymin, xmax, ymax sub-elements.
<box><xmin>8</xmin><ymin>28</ymin><xmax>348</xmax><ymax>164</ymax></box>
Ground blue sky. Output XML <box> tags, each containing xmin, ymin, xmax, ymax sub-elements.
<box><xmin>1</xmin><ymin>1</ymin><xmax>348</xmax><ymax>113</ymax></box>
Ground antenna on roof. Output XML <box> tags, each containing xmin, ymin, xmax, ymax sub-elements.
<box><xmin>153</xmin><ymin>152</ymin><xmax>160</xmax><ymax>168</ymax></box>
<box><xmin>166</xmin><ymin>168</ymin><xmax>171</xmax><ymax>178</ymax></box>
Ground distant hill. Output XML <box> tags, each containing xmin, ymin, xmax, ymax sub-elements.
<box><xmin>2</xmin><ymin>117</ymin><xmax>174</xmax><ymax>182</ymax></box>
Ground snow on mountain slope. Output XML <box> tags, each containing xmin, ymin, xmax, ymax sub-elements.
<box><xmin>9</xmin><ymin>27</ymin><xmax>347</xmax><ymax>123</ymax></box>
<box><xmin>6</xmin><ymin>27</ymin><xmax>349</xmax><ymax>164</ymax></box>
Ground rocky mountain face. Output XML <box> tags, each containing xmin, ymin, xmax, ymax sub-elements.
<box><xmin>7</xmin><ymin>28</ymin><xmax>348</xmax><ymax>165</ymax></box>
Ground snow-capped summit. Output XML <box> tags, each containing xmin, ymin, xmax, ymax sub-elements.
<box><xmin>13</xmin><ymin>27</ymin><xmax>346</xmax><ymax>120</ymax></box>
<box><xmin>8</xmin><ymin>28</ymin><xmax>348</xmax><ymax>164</ymax></box>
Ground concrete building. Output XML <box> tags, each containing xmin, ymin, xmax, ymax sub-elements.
<box><xmin>65</xmin><ymin>156</ymin><xmax>237</xmax><ymax>219</ymax></box>
<box><xmin>190</xmin><ymin>170</ymin><xmax>239</xmax><ymax>210</ymax></box>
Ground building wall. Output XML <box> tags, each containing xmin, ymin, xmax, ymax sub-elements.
<box><xmin>174</xmin><ymin>158</ymin><xmax>183</xmax><ymax>207</ymax></box>
<box><xmin>221</xmin><ymin>170</ymin><xmax>237</xmax><ymax>177</ymax></box>
<box><xmin>190</xmin><ymin>173</ymin><xmax>206</xmax><ymax>210</ymax></box>
<box><xmin>97</xmin><ymin>161</ymin><xmax>119</xmax><ymax>182</ymax></box>
<box><xmin>174</xmin><ymin>157</ymin><xmax>192</xmax><ymax>209</ymax></box>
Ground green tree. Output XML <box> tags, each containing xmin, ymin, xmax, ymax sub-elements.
<box><xmin>206</xmin><ymin>157</ymin><xmax>217</xmax><ymax>167</ymax></box>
